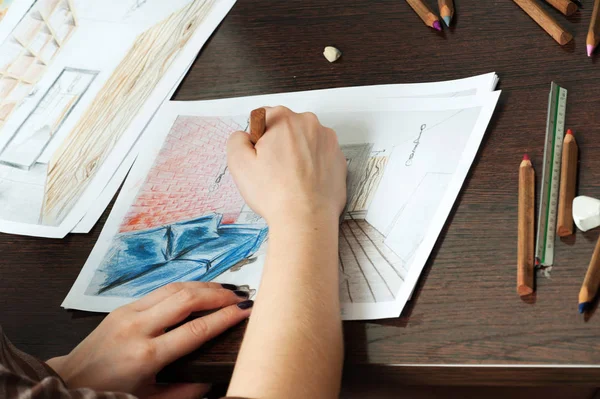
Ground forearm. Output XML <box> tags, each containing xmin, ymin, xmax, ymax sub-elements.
<box><xmin>228</xmin><ymin>215</ymin><xmax>343</xmax><ymax>398</ymax></box>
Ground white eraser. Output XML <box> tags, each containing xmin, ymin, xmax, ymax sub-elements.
<box><xmin>323</xmin><ymin>46</ymin><xmax>341</xmax><ymax>63</ymax></box>
<box><xmin>573</xmin><ymin>196</ymin><xmax>600</xmax><ymax>232</ymax></box>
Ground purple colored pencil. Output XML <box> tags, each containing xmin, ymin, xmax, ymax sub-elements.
<box><xmin>405</xmin><ymin>0</ymin><xmax>443</xmax><ymax>31</ymax></box>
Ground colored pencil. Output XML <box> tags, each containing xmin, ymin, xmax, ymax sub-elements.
<box><xmin>406</xmin><ymin>0</ymin><xmax>442</xmax><ymax>31</ymax></box>
<box><xmin>518</xmin><ymin>154</ymin><xmax>535</xmax><ymax>297</ymax></box>
<box><xmin>557</xmin><ymin>129</ymin><xmax>578</xmax><ymax>237</ymax></box>
<box><xmin>438</xmin><ymin>0</ymin><xmax>454</xmax><ymax>27</ymax></box>
<box><xmin>512</xmin><ymin>0</ymin><xmax>573</xmax><ymax>45</ymax></box>
<box><xmin>249</xmin><ymin>107</ymin><xmax>266</xmax><ymax>145</ymax></box>
<box><xmin>578</xmin><ymin>235</ymin><xmax>600</xmax><ymax>313</ymax></box>
<box><xmin>587</xmin><ymin>0</ymin><xmax>600</xmax><ymax>57</ymax></box>
<box><xmin>545</xmin><ymin>0</ymin><xmax>578</xmax><ymax>17</ymax></box>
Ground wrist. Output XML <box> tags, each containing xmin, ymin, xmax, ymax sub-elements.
<box><xmin>267</xmin><ymin>209</ymin><xmax>340</xmax><ymax>235</ymax></box>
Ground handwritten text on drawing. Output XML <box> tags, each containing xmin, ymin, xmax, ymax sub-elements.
<box><xmin>405</xmin><ymin>124</ymin><xmax>426</xmax><ymax>167</ymax></box>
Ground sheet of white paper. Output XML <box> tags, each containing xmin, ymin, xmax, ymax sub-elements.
<box><xmin>62</xmin><ymin>89</ymin><xmax>500</xmax><ymax>321</ymax></box>
<box><xmin>0</xmin><ymin>0</ymin><xmax>237</xmax><ymax>238</ymax></box>
<box><xmin>71</xmin><ymin>73</ymin><xmax>499</xmax><ymax>233</ymax></box>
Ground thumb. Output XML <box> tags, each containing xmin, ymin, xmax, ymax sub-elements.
<box><xmin>146</xmin><ymin>383</ymin><xmax>211</xmax><ymax>399</ymax></box>
<box><xmin>227</xmin><ymin>130</ymin><xmax>256</xmax><ymax>177</ymax></box>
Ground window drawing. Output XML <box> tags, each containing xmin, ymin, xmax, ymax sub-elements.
<box><xmin>0</xmin><ymin>0</ymin><xmax>78</xmax><ymax>129</ymax></box>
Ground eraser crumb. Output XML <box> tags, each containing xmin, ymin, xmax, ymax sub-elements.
<box><xmin>323</xmin><ymin>46</ymin><xmax>341</xmax><ymax>63</ymax></box>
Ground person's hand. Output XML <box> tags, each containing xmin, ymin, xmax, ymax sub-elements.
<box><xmin>227</xmin><ymin>106</ymin><xmax>347</xmax><ymax>229</ymax></box>
<box><xmin>47</xmin><ymin>282</ymin><xmax>253</xmax><ymax>398</ymax></box>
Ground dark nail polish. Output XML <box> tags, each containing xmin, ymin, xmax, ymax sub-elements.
<box><xmin>237</xmin><ymin>300</ymin><xmax>254</xmax><ymax>310</ymax></box>
<box><xmin>234</xmin><ymin>290</ymin><xmax>249</xmax><ymax>298</ymax></box>
<box><xmin>221</xmin><ymin>283</ymin><xmax>238</xmax><ymax>291</ymax></box>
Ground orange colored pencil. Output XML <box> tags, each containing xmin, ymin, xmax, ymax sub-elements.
<box><xmin>518</xmin><ymin>154</ymin><xmax>535</xmax><ymax>297</ymax></box>
<box><xmin>545</xmin><ymin>0</ymin><xmax>578</xmax><ymax>16</ymax></box>
<box><xmin>406</xmin><ymin>0</ymin><xmax>442</xmax><ymax>31</ymax></box>
<box><xmin>557</xmin><ymin>129</ymin><xmax>578</xmax><ymax>237</ymax></box>
<box><xmin>512</xmin><ymin>0</ymin><xmax>573</xmax><ymax>45</ymax></box>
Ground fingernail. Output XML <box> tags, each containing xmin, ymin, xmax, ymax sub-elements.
<box><xmin>237</xmin><ymin>300</ymin><xmax>254</xmax><ymax>310</ymax></box>
<box><xmin>221</xmin><ymin>283</ymin><xmax>238</xmax><ymax>291</ymax></box>
<box><xmin>234</xmin><ymin>290</ymin><xmax>249</xmax><ymax>298</ymax></box>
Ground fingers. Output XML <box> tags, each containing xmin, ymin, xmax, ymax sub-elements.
<box><xmin>227</xmin><ymin>130</ymin><xmax>256</xmax><ymax>167</ymax></box>
<box><xmin>141</xmin><ymin>287</ymin><xmax>248</xmax><ymax>335</ymax></box>
<box><xmin>127</xmin><ymin>281</ymin><xmax>225</xmax><ymax>312</ymax></box>
<box><xmin>154</xmin><ymin>302</ymin><xmax>253</xmax><ymax>367</ymax></box>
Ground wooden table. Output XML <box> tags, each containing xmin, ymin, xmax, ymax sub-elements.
<box><xmin>3</xmin><ymin>0</ymin><xmax>600</xmax><ymax>386</ymax></box>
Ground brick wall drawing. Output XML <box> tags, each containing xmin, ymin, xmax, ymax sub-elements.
<box><xmin>120</xmin><ymin>116</ymin><xmax>246</xmax><ymax>233</ymax></box>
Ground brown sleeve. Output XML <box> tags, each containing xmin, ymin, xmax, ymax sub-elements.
<box><xmin>0</xmin><ymin>325</ymin><xmax>137</xmax><ymax>399</ymax></box>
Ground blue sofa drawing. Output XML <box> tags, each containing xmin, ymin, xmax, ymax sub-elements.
<box><xmin>87</xmin><ymin>213</ymin><xmax>268</xmax><ymax>298</ymax></box>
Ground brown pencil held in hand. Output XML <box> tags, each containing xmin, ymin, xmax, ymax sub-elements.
<box><xmin>512</xmin><ymin>0</ymin><xmax>573</xmax><ymax>45</ymax></box>
<box><xmin>518</xmin><ymin>154</ymin><xmax>535</xmax><ymax>297</ymax></box>
<box><xmin>557</xmin><ymin>130</ymin><xmax>578</xmax><ymax>237</ymax></box>
<box><xmin>249</xmin><ymin>107</ymin><xmax>266</xmax><ymax>145</ymax></box>
<box><xmin>579</xmin><ymin>235</ymin><xmax>600</xmax><ymax>313</ymax></box>
<box><xmin>545</xmin><ymin>0</ymin><xmax>578</xmax><ymax>16</ymax></box>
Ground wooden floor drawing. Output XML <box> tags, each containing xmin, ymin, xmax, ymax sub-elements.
<box><xmin>339</xmin><ymin>218</ymin><xmax>406</xmax><ymax>303</ymax></box>
<box><xmin>337</xmin><ymin>145</ymin><xmax>407</xmax><ymax>304</ymax></box>
<box><xmin>0</xmin><ymin>0</ymin><xmax>77</xmax><ymax>130</ymax></box>
<box><xmin>41</xmin><ymin>0</ymin><xmax>216</xmax><ymax>226</ymax></box>
<box><xmin>0</xmin><ymin>68</ymin><xmax>97</xmax><ymax>169</ymax></box>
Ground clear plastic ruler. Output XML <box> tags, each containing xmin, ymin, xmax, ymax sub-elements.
<box><xmin>535</xmin><ymin>82</ymin><xmax>567</xmax><ymax>267</ymax></box>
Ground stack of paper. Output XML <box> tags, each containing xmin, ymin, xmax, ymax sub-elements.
<box><xmin>0</xmin><ymin>0</ymin><xmax>237</xmax><ymax>238</ymax></box>
<box><xmin>63</xmin><ymin>73</ymin><xmax>501</xmax><ymax>320</ymax></box>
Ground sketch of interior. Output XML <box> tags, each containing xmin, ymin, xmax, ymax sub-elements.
<box><xmin>85</xmin><ymin>115</ymin><xmax>268</xmax><ymax>298</ymax></box>
<box><xmin>0</xmin><ymin>0</ymin><xmax>77</xmax><ymax>129</ymax></box>
<box><xmin>41</xmin><ymin>0</ymin><xmax>216</xmax><ymax>227</ymax></box>
<box><xmin>338</xmin><ymin>144</ymin><xmax>408</xmax><ymax>303</ymax></box>
<box><xmin>0</xmin><ymin>68</ymin><xmax>97</xmax><ymax>169</ymax></box>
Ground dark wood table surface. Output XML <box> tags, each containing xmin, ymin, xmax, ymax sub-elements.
<box><xmin>4</xmin><ymin>0</ymin><xmax>600</xmax><ymax>386</ymax></box>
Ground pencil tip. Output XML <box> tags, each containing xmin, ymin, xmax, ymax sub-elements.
<box><xmin>566</xmin><ymin>129</ymin><xmax>573</xmax><ymax>136</ymax></box>
<box><xmin>579</xmin><ymin>302</ymin><xmax>591</xmax><ymax>314</ymax></box>
<box><xmin>443</xmin><ymin>16</ymin><xmax>451</xmax><ymax>27</ymax></box>
<box><xmin>523</xmin><ymin>153</ymin><xmax>529</xmax><ymax>161</ymax></box>
<box><xmin>433</xmin><ymin>20</ymin><xmax>442</xmax><ymax>31</ymax></box>
<box><xmin>587</xmin><ymin>44</ymin><xmax>595</xmax><ymax>57</ymax></box>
